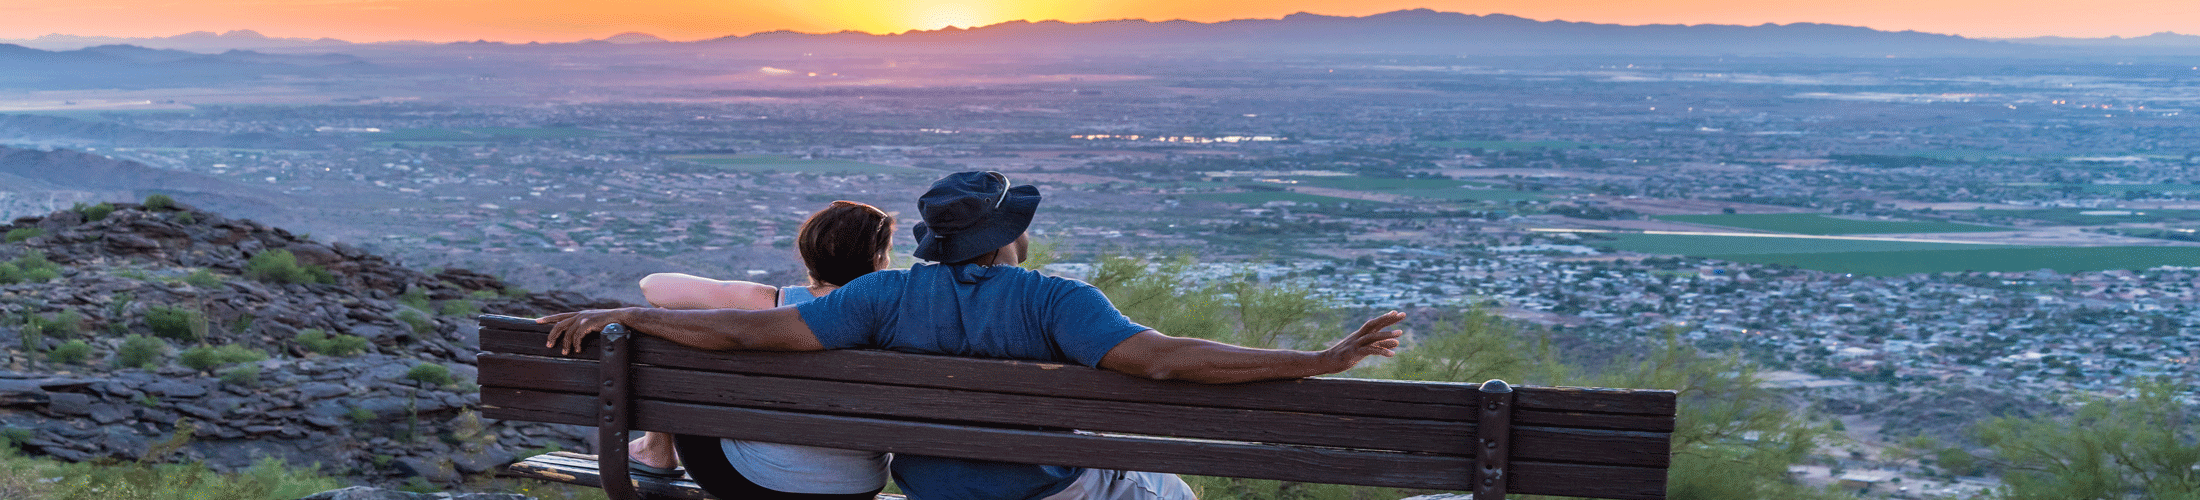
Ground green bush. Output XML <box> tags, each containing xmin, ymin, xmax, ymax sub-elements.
<box><xmin>178</xmin><ymin>344</ymin><xmax>267</xmax><ymax>372</ymax></box>
<box><xmin>396</xmin><ymin>309</ymin><xmax>433</xmax><ymax>335</ymax></box>
<box><xmin>348</xmin><ymin>406</ymin><xmax>376</xmax><ymax>423</ymax></box>
<box><xmin>79</xmin><ymin>202</ymin><xmax>115</xmax><ymax>221</ymax></box>
<box><xmin>404</xmin><ymin>363</ymin><xmax>453</xmax><ymax>387</ymax></box>
<box><xmin>467</xmin><ymin>289</ymin><xmax>501</xmax><ymax>300</ymax></box>
<box><xmin>438</xmin><ymin>299</ymin><xmax>481</xmax><ymax>317</ymax></box>
<box><xmin>295</xmin><ymin>329</ymin><xmax>370</xmax><ymax>356</ymax></box>
<box><xmin>0</xmin><ymin>427</ymin><xmax>31</xmax><ymax>449</ymax></box>
<box><xmin>0</xmin><ymin>250</ymin><xmax>62</xmax><ymax>284</ymax></box>
<box><xmin>114</xmin><ymin>334</ymin><xmax>167</xmax><ymax>369</ymax></box>
<box><xmin>175</xmin><ymin>212</ymin><xmax>197</xmax><ymax>224</ymax></box>
<box><xmin>25</xmin><ymin>311</ymin><xmax>84</xmax><ymax>340</ymax></box>
<box><xmin>145</xmin><ymin>305</ymin><xmax>209</xmax><ymax>341</ymax></box>
<box><xmin>47</xmin><ymin>340</ymin><xmax>92</xmax><ymax>364</ymax></box>
<box><xmin>184</xmin><ymin>269</ymin><xmax>224</xmax><ymax>288</ymax></box>
<box><xmin>0</xmin><ymin>451</ymin><xmax>345</xmax><ymax>500</ymax></box>
<box><xmin>244</xmin><ymin>250</ymin><xmax>334</xmax><ymax>285</ymax></box>
<box><xmin>3</xmin><ymin>227</ymin><xmax>41</xmax><ymax>243</ymax></box>
<box><xmin>219</xmin><ymin>364</ymin><xmax>261</xmax><ymax>386</ymax></box>
<box><xmin>143</xmin><ymin>194</ymin><xmax>177</xmax><ymax>210</ymax></box>
<box><xmin>398</xmin><ymin>287</ymin><xmax>431</xmax><ymax>310</ymax></box>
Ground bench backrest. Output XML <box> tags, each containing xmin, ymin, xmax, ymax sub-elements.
<box><xmin>477</xmin><ymin>315</ymin><xmax>1674</xmax><ymax>499</ymax></box>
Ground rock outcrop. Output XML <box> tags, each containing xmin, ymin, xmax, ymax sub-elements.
<box><xmin>0</xmin><ymin>200</ymin><xmax>628</xmax><ymax>486</ymax></box>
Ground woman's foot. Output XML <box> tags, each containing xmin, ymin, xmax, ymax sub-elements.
<box><xmin>629</xmin><ymin>432</ymin><xmax>679</xmax><ymax>471</ymax></box>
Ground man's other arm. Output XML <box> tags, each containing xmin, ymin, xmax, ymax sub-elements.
<box><xmin>1097</xmin><ymin>311</ymin><xmax>1405</xmax><ymax>384</ymax></box>
<box><xmin>538</xmin><ymin>307</ymin><xmax>823</xmax><ymax>355</ymax></box>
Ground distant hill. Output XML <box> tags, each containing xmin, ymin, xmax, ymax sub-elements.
<box><xmin>0</xmin><ymin>10</ymin><xmax>2114</xmax><ymax>57</ymax></box>
<box><xmin>0</xmin><ymin>43</ymin><xmax>373</xmax><ymax>89</ymax></box>
<box><xmin>2</xmin><ymin>29</ymin><xmax>363</xmax><ymax>51</ymax></box>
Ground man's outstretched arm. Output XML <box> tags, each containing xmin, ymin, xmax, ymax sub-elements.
<box><xmin>1097</xmin><ymin>311</ymin><xmax>1405</xmax><ymax>384</ymax></box>
<box><xmin>538</xmin><ymin>307</ymin><xmax>822</xmax><ymax>355</ymax></box>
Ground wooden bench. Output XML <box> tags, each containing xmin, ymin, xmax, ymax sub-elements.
<box><xmin>475</xmin><ymin>315</ymin><xmax>1676</xmax><ymax>500</ymax></box>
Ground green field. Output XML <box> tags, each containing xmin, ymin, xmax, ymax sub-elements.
<box><xmin>368</xmin><ymin>127</ymin><xmax>611</xmax><ymax>142</ymax></box>
<box><xmin>1968</xmin><ymin>209</ymin><xmax>2200</xmax><ymax>225</ymax></box>
<box><xmin>2080</xmin><ymin>184</ymin><xmax>2200</xmax><ymax>193</ymax></box>
<box><xmin>1185</xmin><ymin>192</ymin><xmax>1383</xmax><ymax>206</ymax></box>
<box><xmin>666</xmin><ymin>154</ymin><xmax>918</xmax><ymax>175</ymax></box>
<box><xmin>1595</xmin><ymin>233</ymin><xmax>2007</xmax><ymax>255</ymax></box>
<box><xmin>1655</xmin><ymin>213</ymin><xmax>2009</xmax><ymax>235</ymax></box>
<box><xmin>1423</xmin><ymin>140</ymin><xmax>1600</xmax><ymax>150</ymax></box>
<box><xmin>1708</xmin><ymin>246</ymin><xmax>2200</xmax><ymax>276</ymax></box>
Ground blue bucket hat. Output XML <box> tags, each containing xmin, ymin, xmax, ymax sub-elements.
<box><xmin>912</xmin><ymin>171</ymin><xmax>1042</xmax><ymax>264</ymax></box>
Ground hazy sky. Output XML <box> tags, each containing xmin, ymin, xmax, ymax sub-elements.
<box><xmin>2</xmin><ymin>0</ymin><xmax>2194</xmax><ymax>42</ymax></box>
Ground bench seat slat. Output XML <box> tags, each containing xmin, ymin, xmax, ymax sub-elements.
<box><xmin>481</xmin><ymin>324</ymin><xmax>1675</xmax><ymax>421</ymax></box>
<box><xmin>502</xmin><ymin>452</ymin><xmax>714</xmax><ymax>500</ymax></box>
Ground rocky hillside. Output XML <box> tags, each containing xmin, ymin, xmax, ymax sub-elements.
<box><xmin>0</xmin><ymin>198</ymin><xmax>625</xmax><ymax>486</ymax></box>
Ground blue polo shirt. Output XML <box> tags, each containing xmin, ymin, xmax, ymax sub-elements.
<box><xmin>795</xmin><ymin>263</ymin><xmax>1151</xmax><ymax>500</ymax></box>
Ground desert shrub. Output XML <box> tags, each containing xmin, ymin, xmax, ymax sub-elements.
<box><xmin>178</xmin><ymin>344</ymin><xmax>267</xmax><ymax>372</ymax></box>
<box><xmin>79</xmin><ymin>202</ymin><xmax>115</xmax><ymax>221</ymax></box>
<box><xmin>184</xmin><ymin>269</ymin><xmax>224</xmax><ymax>288</ymax></box>
<box><xmin>145</xmin><ymin>305</ymin><xmax>208</xmax><ymax>341</ymax></box>
<box><xmin>143</xmin><ymin>194</ymin><xmax>177</xmax><ymax>210</ymax></box>
<box><xmin>0</xmin><ymin>250</ymin><xmax>61</xmax><ymax>284</ymax></box>
<box><xmin>114</xmin><ymin>334</ymin><xmax>167</xmax><ymax>369</ymax></box>
<box><xmin>396</xmin><ymin>309</ymin><xmax>433</xmax><ymax>335</ymax></box>
<box><xmin>437</xmin><ymin>299</ymin><xmax>481</xmax><ymax>317</ymax></box>
<box><xmin>404</xmin><ymin>363</ymin><xmax>453</xmax><ymax>387</ymax></box>
<box><xmin>0</xmin><ymin>451</ymin><xmax>344</xmax><ymax>500</ymax></box>
<box><xmin>3</xmin><ymin>227</ymin><xmax>41</xmax><ymax>243</ymax></box>
<box><xmin>398</xmin><ymin>287</ymin><xmax>431</xmax><ymax>310</ymax></box>
<box><xmin>25</xmin><ymin>311</ymin><xmax>84</xmax><ymax>340</ymax></box>
<box><xmin>295</xmin><ymin>329</ymin><xmax>370</xmax><ymax>356</ymax></box>
<box><xmin>244</xmin><ymin>250</ymin><xmax>333</xmax><ymax>285</ymax></box>
<box><xmin>348</xmin><ymin>406</ymin><xmax>376</xmax><ymax>423</ymax></box>
<box><xmin>219</xmin><ymin>364</ymin><xmax>261</xmax><ymax>386</ymax></box>
<box><xmin>467</xmin><ymin>289</ymin><xmax>501</xmax><ymax>301</ymax></box>
<box><xmin>47</xmin><ymin>340</ymin><xmax>92</xmax><ymax>364</ymax></box>
<box><xmin>0</xmin><ymin>427</ymin><xmax>31</xmax><ymax>449</ymax></box>
<box><xmin>175</xmin><ymin>212</ymin><xmax>196</xmax><ymax>224</ymax></box>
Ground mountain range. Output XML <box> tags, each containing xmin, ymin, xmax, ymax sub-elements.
<box><xmin>4</xmin><ymin>10</ymin><xmax>2195</xmax><ymax>57</ymax></box>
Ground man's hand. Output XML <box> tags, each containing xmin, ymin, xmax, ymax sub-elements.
<box><xmin>538</xmin><ymin>308</ymin><xmax>646</xmax><ymax>355</ymax></box>
<box><xmin>1318</xmin><ymin>310</ymin><xmax>1407</xmax><ymax>373</ymax></box>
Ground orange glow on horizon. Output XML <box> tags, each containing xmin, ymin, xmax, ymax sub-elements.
<box><xmin>1</xmin><ymin>0</ymin><xmax>2195</xmax><ymax>43</ymax></box>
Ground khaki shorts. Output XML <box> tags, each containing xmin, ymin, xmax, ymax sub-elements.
<box><xmin>1039</xmin><ymin>468</ymin><xmax>1197</xmax><ymax>500</ymax></box>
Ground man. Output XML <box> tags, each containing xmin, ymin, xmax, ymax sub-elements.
<box><xmin>542</xmin><ymin>171</ymin><xmax>1406</xmax><ymax>500</ymax></box>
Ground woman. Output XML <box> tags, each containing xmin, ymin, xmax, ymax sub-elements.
<box><xmin>626</xmin><ymin>200</ymin><xmax>897</xmax><ymax>500</ymax></box>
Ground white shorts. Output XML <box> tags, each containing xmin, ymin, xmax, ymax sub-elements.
<box><xmin>1039</xmin><ymin>468</ymin><xmax>1197</xmax><ymax>500</ymax></box>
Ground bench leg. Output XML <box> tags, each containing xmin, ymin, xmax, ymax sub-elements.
<box><xmin>599</xmin><ymin>324</ymin><xmax>640</xmax><ymax>500</ymax></box>
<box><xmin>1476</xmin><ymin>379</ymin><xmax>1514</xmax><ymax>500</ymax></box>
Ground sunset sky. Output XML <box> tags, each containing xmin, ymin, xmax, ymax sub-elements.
<box><xmin>2</xmin><ymin>0</ymin><xmax>2194</xmax><ymax>42</ymax></box>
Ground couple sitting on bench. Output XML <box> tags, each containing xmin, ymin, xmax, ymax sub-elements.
<box><xmin>539</xmin><ymin>171</ymin><xmax>1409</xmax><ymax>500</ymax></box>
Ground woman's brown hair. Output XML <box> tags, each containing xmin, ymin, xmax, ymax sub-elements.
<box><xmin>797</xmin><ymin>200</ymin><xmax>896</xmax><ymax>287</ymax></box>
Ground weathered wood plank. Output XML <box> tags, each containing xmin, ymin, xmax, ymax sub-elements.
<box><xmin>481</xmin><ymin>354</ymin><xmax>1476</xmax><ymax>454</ymax></box>
<box><xmin>481</xmin><ymin>323</ymin><xmax>1674</xmax><ymax>420</ymax></box>
<box><xmin>487</xmin><ymin>389</ymin><xmax>1667</xmax><ymax>498</ymax></box>
<box><xmin>482</xmin><ymin>386</ymin><xmax>1669</xmax><ymax>470</ymax></box>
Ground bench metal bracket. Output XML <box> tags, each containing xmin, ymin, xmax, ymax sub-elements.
<box><xmin>1476</xmin><ymin>379</ymin><xmax>1515</xmax><ymax>500</ymax></box>
<box><xmin>598</xmin><ymin>324</ymin><xmax>639</xmax><ymax>500</ymax></box>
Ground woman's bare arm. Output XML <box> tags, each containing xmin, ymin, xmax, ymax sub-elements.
<box><xmin>639</xmin><ymin>272</ymin><xmax>780</xmax><ymax>310</ymax></box>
